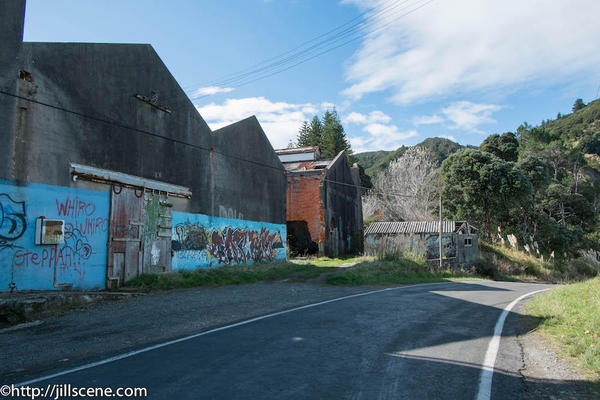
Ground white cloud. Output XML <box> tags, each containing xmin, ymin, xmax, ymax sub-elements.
<box><xmin>343</xmin><ymin>0</ymin><xmax>600</xmax><ymax>103</ymax></box>
<box><xmin>440</xmin><ymin>135</ymin><xmax>457</xmax><ymax>142</ymax></box>
<box><xmin>441</xmin><ymin>101</ymin><xmax>502</xmax><ymax>133</ymax></box>
<box><xmin>195</xmin><ymin>97</ymin><xmax>333</xmax><ymax>149</ymax></box>
<box><xmin>412</xmin><ymin>114</ymin><xmax>444</xmax><ymax>126</ymax></box>
<box><xmin>341</xmin><ymin>109</ymin><xmax>414</xmax><ymax>152</ymax></box>
<box><xmin>344</xmin><ymin>110</ymin><xmax>392</xmax><ymax>125</ymax></box>
<box><xmin>350</xmin><ymin>123</ymin><xmax>417</xmax><ymax>153</ymax></box>
<box><xmin>191</xmin><ymin>86</ymin><xmax>235</xmax><ymax>98</ymax></box>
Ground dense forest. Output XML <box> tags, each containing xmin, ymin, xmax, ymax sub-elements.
<box><xmin>360</xmin><ymin>98</ymin><xmax>600</xmax><ymax>258</ymax></box>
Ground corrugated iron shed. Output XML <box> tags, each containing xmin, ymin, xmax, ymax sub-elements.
<box><xmin>364</xmin><ymin>221</ymin><xmax>468</xmax><ymax>235</ymax></box>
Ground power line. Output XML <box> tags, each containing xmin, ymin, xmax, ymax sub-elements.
<box><xmin>155</xmin><ymin>0</ymin><xmax>433</xmax><ymax>103</ymax></box>
<box><xmin>0</xmin><ymin>89</ymin><xmax>286</xmax><ymax>173</ymax></box>
<box><xmin>181</xmin><ymin>0</ymin><xmax>410</xmax><ymax>92</ymax></box>
<box><xmin>189</xmin><ymin>0</ymin><xmax>435</xmax><ymax>103</ymax></box>
<box><xmin>191</xmin><ymin>0</ymin><xmax>418</xmax><ymax>90</ymax></box>
<box><xmin>323</xmin><ymin>178</ymin><xmax>417</xmax><ymax>198</ymax></box>
<box><xmin>2</xmin><ymin>88</ymin><xmax>419</xmax><ymax>199</ymax></box>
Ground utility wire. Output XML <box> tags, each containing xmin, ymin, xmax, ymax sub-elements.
<box><xmin>181</xmin><ymin>0</ymin><xmax>409</xmax><ymax>92</ymax></box>
<box><xmin>1</xmin><ymin>88</ymin><xmax>419</xmax><ymax>199</ymax></box>
<box><xmin>155</xmin><ymin>0</ymin><xmax>433</xmax><ymax>103</ymax></box>
<box><xmin>189</xmin><ymin>0</ymin><xmax>416</xmax><ymax>90</ymax></box>
<box><xmin>0</xmin><ymin>89</ymin><xmax>286</xmax><ymax>173</ymax></box>
<box><xmin>187</xmin><ymin>0</ymin><xmax>434</xmax><ymax>103</ymax></box>
<box><xmin>323</xmin><ymin>178</ymin><xmax>417</xmax><ymax>198</ymax></box>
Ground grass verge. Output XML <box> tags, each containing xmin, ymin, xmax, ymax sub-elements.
<box><xmin>325</xmin><ymin>256</ymin><xmax>482</xmax><ymax>286</ymax></box>
<box><xmin>477</xmin><ymin>242</ymin><xmax>600</xmax><ymax>282</ymax></box>
<box><xmin>526</xmin><ymin>277</ymin><xmax>600</xmax><ymax>380</ymax></box>
<box><xmin>124</xmin><ymin>262</ymin><xmax>335</xmax><ymax>289</ymax></box>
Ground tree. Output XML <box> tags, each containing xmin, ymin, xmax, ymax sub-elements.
<box><xmin>296</xmin><ymin>121</ymin><xmax>310</xmax><ymax>147</ymax></box>
<box><xmin>480</xmin><ymin>132</ymin><xmax>519</xmax><ymax>161</ymax></box>
<box><xmin>365</xmin><ymin>147</ymin><xmax>438</xmax><ymax>221</ymax></box>
<box><xmin>440</xmin><ymin>149</ymin><xmax>532</xmax><ymax>240</ymax></box>
<box><xmin>320</xmin><ymin>109</ymin><xmax>351</xmax><ymax>158</ymax></box>
<box><xmin>572</xmin><ymin>98</ymin><xmax>586</xmax><ymax>113</ymax></box>
<box><xmin>308</xmin><ymin>116</ymin><xmax>323</xmax><ymax>147</ymax></box>
<box><xmin>296</xmin><ymin>116</ymin><xmax>323</xmax><ymax>147</ymax></box>
<box><xmin>357</xmin><ymin>163</ymin><xmax>373</xmax><ymax>191</ymax></box>
<box><xmin>518</xmin><ymin>153</ymin><xmax>550</xmax><ymax>194</ymax></box>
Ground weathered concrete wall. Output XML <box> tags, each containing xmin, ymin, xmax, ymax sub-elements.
<box><xmin>0</xmin><ymin>0</ymin><xmax>25</xmax><ymax>181</ymax></box>
<box><xmin>171</xmin><ymin>211</ymin><xmax>286</xmax><ymax>270</ymax></box>
<box><xmin>0</xmin><ymin>179</ymin><xmax>109</xmax><ymax>291</ymax></box>
<box><xmin>286</xmin><ymin>174</ymin><xmax>324</xmax><ymax>248</ymax></box>
<box><xmin>212</xmin><ymin>117</ymin><xmax>286</xmax><ymax>224</ymax></box>
<box><xmin>324</xmin><ymin>152</ymin><xmax>363</xmax><ymax>257</ymax></box>
<box><xmin>3</xmin><ymin>40</ymin><xmax>285</xmax><ymax>225</ymax></box>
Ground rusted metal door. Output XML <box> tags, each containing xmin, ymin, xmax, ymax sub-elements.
<box><xmin>107</xmin><ymin>186</ymin><xmax>144</xmax><ymax>286</ymax></box>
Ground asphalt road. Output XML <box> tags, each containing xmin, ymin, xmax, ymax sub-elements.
<box><xmin>9</xmin><ymin>281</ymin><xmax>553</xmax><ymax>399</ymax></box>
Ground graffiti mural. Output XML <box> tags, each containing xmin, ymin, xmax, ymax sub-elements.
<box><xmin>171</xmin><ymin>212</ymin><xmax>286</xmax><ymax>270</ymax></box>
<box><xmin>0</xmin><ymin>180</ymin><xmax>109</xmax><ymax>291</ymax></box>
<box><xmin>0</xmin><ymin>193</ymin><xmax>27</xmax><ymax>252</ymax></box>
<box><xmin>63</xmin><ymin>227</ymin><xmax>93</xmax><ymax>260</ymax></box>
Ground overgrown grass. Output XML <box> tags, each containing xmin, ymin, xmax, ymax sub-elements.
<box><xmin>477</xmin><ymin>242</ymin><xmax>600</xmax><ymax>282</ymax></box>
<box><xmin>124</xmin><ymin>262</ymin><xmax>335</xmax><ymax>289</ymax></box>
<box><xmin>325</xmin><ymin>257</ymin><xmax>481</xmax><ymax>286</ymax></box>
<box><xmin>526</xmin><ymin>278</ymin><xmax>600</xmax><ymax>379</ymax></box>
<box><xmin>292</xmin><ymin>256</ymin><xmax>368</xmax><ymax>267</ymax></box>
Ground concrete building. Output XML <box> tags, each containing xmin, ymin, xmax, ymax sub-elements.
<box><xmin>275</xmin><ymin>147</ymin><xmax>363</xmax><ymax>257</ymax></box>
<box><xmin>364</xmin><ymin>221</ymin><xmax>479</xmax><ymax>267</ymax></box>
<box><xmin>0</xmin><ymin>1</ymin><xmax>286</xmax><ymax>291</ymax></box>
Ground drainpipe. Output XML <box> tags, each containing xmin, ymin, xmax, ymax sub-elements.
<box><xmin>52</xmin><ymin>244</ymin><xmax>72</xmax><ymax>289</ymax></box>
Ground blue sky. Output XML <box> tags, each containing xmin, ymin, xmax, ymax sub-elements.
<box><xmin>23</xmin><ymin>0</ymin><xmax>600</xmax><ymax>153</ymax></box>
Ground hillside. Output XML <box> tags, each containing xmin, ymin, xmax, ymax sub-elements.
<box><xmin>355</xmin><ymin>137</ymin><xmax>462</xmax><ymax>179</ymax></box>
<box><xmin>353</xmin><ymin>150</ymin><xmax>392</xmax><ymax>170</ymax></box>
<box><xmin>361</xmin><ymin>97</ymin><xmax>600</xmax><ymax>259</ymax></box>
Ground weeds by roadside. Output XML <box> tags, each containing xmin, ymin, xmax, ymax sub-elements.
<box><xmin>477</xmin><ymin>242</ymin><xmax>600</xmax><ymax>282</ymax></box>
<box><xmin>325</xmin><ymin>256</ymin><xmax>481</xmax><ymax>286</ymax></box>
<box><xmin>125</xmin><ymin>262</ymin><xmax>335</xmax><ymax>289</ymax></box>
<box><xmin>526</xmin><ymin>277</ymin><xmax>600</xmax><ymax>380</ymax></box>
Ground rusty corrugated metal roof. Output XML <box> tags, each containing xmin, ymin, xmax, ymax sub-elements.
<box><xmin>282</xmin><ymin>160</ymin><xmax>331</xmax><ymax>172</ymax></box>
<box><xmin>364</xmin><ymin>221</ymin><xmax>465</xmax><ymax>235</ymax></box>
<box><xmin>274</xmin><ymin>146</ymin><xmax>319</xmax><ymax>155</ymax></box>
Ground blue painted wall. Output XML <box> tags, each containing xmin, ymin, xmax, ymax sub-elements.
<box><xmin>0</xmin><ymin>180</ymin><xmax>109</xmax><ymax>291</ymax></box>
<box><xmin>171</xmin><ymin>211</ymin><xmax>287</xmax><ymax>270</ymax></box>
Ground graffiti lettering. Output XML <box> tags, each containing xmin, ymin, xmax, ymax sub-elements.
<box><xmin>218</xmin><ymin>205</ymin><xmax>244</xmax><ymax>221</ymax></box>
<box><xmin>173</xmin><ymin>222</ymin><xmax>283</xmax><ymax>265</ymax></box>
<box><xmin>0</xmin><ymin>193</ymin><xmax>26</xmax><ymax>241</ymax></box>
<box><xmin>63</xmin><ymin>227</ymin><xmax>93</xmax><ymax>260</ymax></box>
<box><xmin>13</xmin><ymin>245</ymin><xmax>86</xmax><ymax>275</ymax></box>
<box><xmin>64</xmin><ymin>218</ymin><xmax>108</xmax><ymax>237</ymax></box>
<box><xmin>56</xmin><ymin>196</ymin><xmax>96</xmax><ymax>218</ymax></box>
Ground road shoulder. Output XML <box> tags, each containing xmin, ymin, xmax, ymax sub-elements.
<box><xmin>518</xmin><ymin>310</ymin><xmax>600</xmax><ymax>399</ymax></box>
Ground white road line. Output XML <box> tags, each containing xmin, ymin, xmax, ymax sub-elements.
<box><xmin>15</xmin><ymin>281</ymin><xmax>453</xmax><ymax>387</ymax></box>
<box><xmin>475</xmin><ymin>288</ymin><xmax>549</xmax><ymax>400</ymax></box>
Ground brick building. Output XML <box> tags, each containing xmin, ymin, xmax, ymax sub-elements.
<box><xmin>276</xmin><ymin>147</ymin><xmax>363</xmax><ymax>257</ymax></box>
